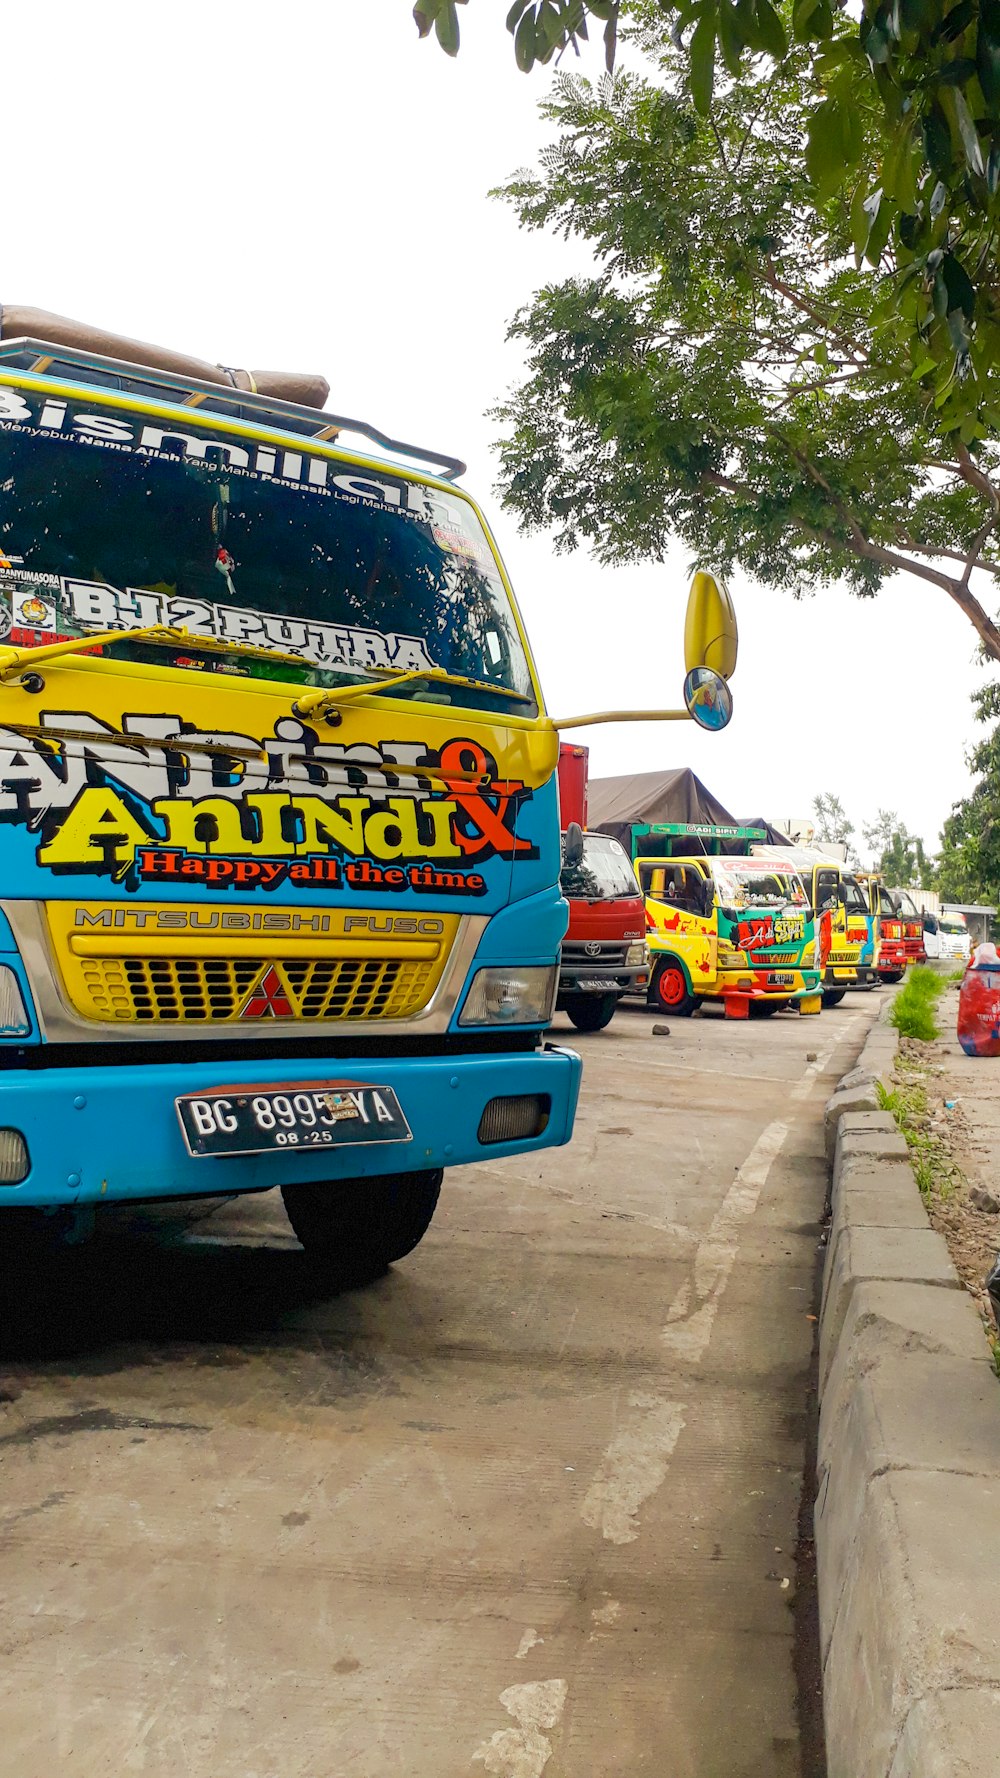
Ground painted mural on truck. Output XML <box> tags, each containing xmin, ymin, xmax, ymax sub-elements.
<box><xmin>0</xmin><ymin>713</ymin><xmax>536</xmax><ymax>894</ymax></box>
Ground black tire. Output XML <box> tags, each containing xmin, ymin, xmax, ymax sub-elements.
<box><xmin>648</xmin><ymin>956</ymin><xmax>697</xmax><ymax>1017</ymax></box>
<box><xmin>750</xmin><ymin>999</ymin><xmax>786</xmax><ymax>1017</ymax></box>
<box><xmin>565</xmin><ymin>992</ymin><xmax>618</xmax><ymax>1032</ymax></box>
<box><xmin>879</xmin><ymin>970</ymin><xmax>905</xmax><ymax>985</ymax></box>
<box><xmin>822</xmin><ymin>988</ymin><xmax>847</xmax><ymax>1008</ymax></box>
<box><xmin>281</xmin><ymin>1169</ymin><xmax>443</xmax><ymax>1287</ymax></box>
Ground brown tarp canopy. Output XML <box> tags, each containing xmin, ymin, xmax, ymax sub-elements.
<box><xmin>588</xmin><ymin>769</ymin><xmax>789</xmax><ymax>854</ymax></box>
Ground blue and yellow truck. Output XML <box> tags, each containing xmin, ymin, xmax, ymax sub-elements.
<box><xmin>0</xmin><ymin>308</ymin><xmax>584</xmax><ymax>1281</ymax></box>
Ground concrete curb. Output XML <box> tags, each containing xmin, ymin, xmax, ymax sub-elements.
<box><xmin>816</xmin><ymin>994</ymin><xmax>1000</xmax><ymax>1778</ymax></box>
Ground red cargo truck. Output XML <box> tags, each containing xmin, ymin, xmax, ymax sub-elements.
<box><xmin>556</xmin><ymin>746</ymin><xmax>648</xmax><ymax>1032</ymax></box>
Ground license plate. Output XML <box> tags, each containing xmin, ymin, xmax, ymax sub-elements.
<box><xmin>767</xmin><ymin>972</ymin><xmax>795</xmax><ymax>986</ymax></box>
<box><xmin>576</xmin><ymin>978</ymin><xmax>612</xmax><ymax>992</ymax></box>
<box><xmin>176</xmin><ymin>1082</ymin><xmax>412</xmax><ymax>1158</ymax></box>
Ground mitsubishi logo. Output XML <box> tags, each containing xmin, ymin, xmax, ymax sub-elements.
<box><xmin>584</xmin><ymin>940</ymin><xmax>602</xmax><ymax>958</ymax></box>
<box><xmin>239</xmin><ymin>964</ymin><xmax>294</xmax><ymax>1020</ymax></box>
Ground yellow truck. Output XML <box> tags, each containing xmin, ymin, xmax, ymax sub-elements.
<box><xmin>751</xmin><ymin>846</ymin><xmax>879</xmax><ymax>1007</ymax></box>
<box><xmin>638</xmin><ymin>853</ymin><xmax>822</xmax><ymax>1018</ymax></box>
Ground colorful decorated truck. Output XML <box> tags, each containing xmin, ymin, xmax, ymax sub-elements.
<box><xmin>891</xmin><ymin>889</ymin><xmax>927</xmax><ymax>967</ymax></box>
<box><xmin>638</xmin><ymin>853</ymin><xmax>822</xmax><ymax>1017</ymax></box>
<box><xmin>750</xmin><ymin>846</ymin><xmax>878</xmax><ymax>1007</ymax></box>
<box><xmin>555</xmin><ymin>744</ymin><xmax>648</xmax><ymax>1032</ymax></box>
<box><xmin>855</xmin><ymin>872</ymin><xmax>908</xmax><ymax>984</ymax></box>
<box><xmin>0</xmin><ymin>309</ymin><xmax>585</xmax><ymax>1279</ymax></box>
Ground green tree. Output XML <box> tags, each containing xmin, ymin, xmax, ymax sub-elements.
<box><xmin>483</xmin><ymin>44</ymin><xmax>1000</xmax><ymax>661</ymax></box>
<box><xmin>812</xmin><ymin>792</ymin><xmax>855</xmax><ymax>848</ymax></box>
<box><xmin>415</xmin><ymin>0</ymin><xmax>1000</xmax><ymax>436</ymax></box>
<box><xmin>939</xmin><ymin>682</ymin><xmax>1000</xmax><ymax>899</ymax></box>
<box><xmin>862</xmin><ymin>809</ymin><xmax>936</xmax><ymax>883</ymax></box>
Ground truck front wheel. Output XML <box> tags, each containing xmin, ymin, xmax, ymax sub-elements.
<box><xmin>822</xmin><ymin>988</ymin><xmax>847</xmax><ymax>1008</ymax></box>
<box><xmin>649</xmin><ymin>957</ymin><xmax>697</xmax><ymax>1017</ymax></box>
<box><xmin>565</xmin><ymin>992</ymin><xmax>618</xmax><ymax>1032</ymax></box>
<box><xmin>281</xmin><ymin>1169</ymin><xmax>443</xmax><ymax>1287</ymax></box>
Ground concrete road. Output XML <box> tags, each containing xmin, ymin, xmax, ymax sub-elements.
<box><xmin>0</xmin><ymin>995</ymin><xmax>878</xmax><ymax>1778</ymax></box>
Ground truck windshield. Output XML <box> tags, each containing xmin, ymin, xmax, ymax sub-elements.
<box><xmin>712</xmin><ymin>863</ymin><xmax>807</xmax><ymax>908</ymax></box>
<box><xmin>843</xmin><ymin>878</ymin><xmax>868</xmax><ymax>916</ymax></box>
<box><xmin>0</xmin><ymin>389</ymin><xmax>536</xmax><ymax>717</ymax></box>
<box><xmin>897</xmin><ymin>892</ymin><xmax>920</xmax><ymax>918</ymax></box>
<box><xmin>561</xmin><ymin>834</ymin><xmax>641</xmax><ymax>901</ymax></box>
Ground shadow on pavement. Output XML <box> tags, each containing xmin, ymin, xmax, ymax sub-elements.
<box><xmin>0</xmin><ymin>1197</ymin><xmax>371</xmax><ymax>1366</ymax></box>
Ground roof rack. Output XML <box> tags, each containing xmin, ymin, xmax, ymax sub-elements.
<box><xmin>0</xmin><ymin>338</ymin><xmax>467</xmax><ymax>482</ymax></box>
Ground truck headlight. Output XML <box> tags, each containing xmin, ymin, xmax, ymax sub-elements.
<box><xmin>0</xmin><ymin>967</ymin><xmax>30</xmax><ymax>1037</ymax></box>
<box><xmin>459</xmin><ymin>966</ymin><xmax>558</xmax><ymax>1027</ymax></box>
<box><xmin>626</xmin><ymin>941</ymin><xmax>647</xmax><ymax>968</ymax></box>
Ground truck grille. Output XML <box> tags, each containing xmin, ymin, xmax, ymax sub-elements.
<box><xmin>45</xmin><ymin>900</ymin><xmax>459</xmax><ymax>1027</ymax></box>
<box><xmin>562</xmin><ymin>940</ymin><xmax>629</xmax><ymax>966</ymax></box>
<box><xmin>75</xmin><ymin>955</ymin><xmax>437</xmax><ymax>1024</ymax></box>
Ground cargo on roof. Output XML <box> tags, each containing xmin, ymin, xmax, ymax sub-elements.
<box><xmin>0</xmin><ymin>303</ymin><xmax>330</xmax><ymax>410</ymax></box>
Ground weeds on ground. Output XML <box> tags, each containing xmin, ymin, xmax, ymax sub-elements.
<box><xmin>876</xmin><ymin>1071</ymin><xmax>965</xmax><ymax>1202</ymax></box>
<box><xmin>889</xmin><ymin>966</ymin><xmax>948</xmax><ymax>1042</ymax></box>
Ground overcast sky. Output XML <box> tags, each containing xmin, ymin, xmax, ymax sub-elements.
<box><xmin>3</xmin><ymin>2</ymin><xmax>987</xmax><ymax>861</ymax></box>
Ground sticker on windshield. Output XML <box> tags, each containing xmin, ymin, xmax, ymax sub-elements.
<box><xmin>6</xmin><ymin>575</ymin><xmax>439</xmax><ymax>677</ymax></box>
<box><xmin>432</xmin><ymin>523</ymin><xmax>495</xmax><ymax>569</ymax></box>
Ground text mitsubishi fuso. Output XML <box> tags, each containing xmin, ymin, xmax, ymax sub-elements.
<box><xmin>0</xmin><ymin>309</ymin><xmax>587</xmax><ymax>1281</ymax></box>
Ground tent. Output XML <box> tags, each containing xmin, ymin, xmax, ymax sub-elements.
<box><xmin>587</xmin><ymin>768</ymin><xmax>788</xmax><ymax>855</ymax></box>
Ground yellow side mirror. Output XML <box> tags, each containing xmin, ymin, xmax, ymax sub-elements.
<box><xmin>684</xmin><ymin>569</ymin><xmax>738</xmax><ymax>681</ymax></box>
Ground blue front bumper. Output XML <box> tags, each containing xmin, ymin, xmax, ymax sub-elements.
<box><xmin>0</xmin><ymin>1044</ymin><xmax>582</xmax><ymax>1208</ymax></box>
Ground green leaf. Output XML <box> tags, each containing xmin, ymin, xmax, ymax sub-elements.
<box><xmin>435</xmin><ymin>0</ymin><xmax>461</xmax><ymax>54</ymax></box>
<box><xmin>900</xmin><ymin>0</ymin><xmax>934</xmax><ymax>29</ymax></box>
<box><xmin>935</xmin><ymin>57</ymin><xmax>978</xmax><ymax>83</ymax></box>
<box><xmin>978</xmin><ymin>20</ymin><xmax>1000</xmax><ymax>112</ymax></box>
<box><xmin>717</xmin><ymin>0</ymin><xmax>745</xmax><ymax>73</ymax></box>
<box><xmin>923</xmin><ymin>102</ymin><xmax>954</xmax><ymax>174</ymax></box>
<box><xmin>934</xmin><ymin>0</ymin><xmax>977</xmax><ymax>42</ymax></box>
<box><xmin>863</xmin><ymin>184</ymin><xmax>894</xmax><ymax>263</ymax></box>
<box><xmin>754</xmin><ymin>0</ymin><xmax>788</xmax><ymax>56</ymax></box>
<box><xmin>413</xmin><ymin>0</ymin><xmax>441</xmax><ymax>39</ymax></box>
<box><xmin>806</xmin><ymin>98</ymin><xmax>852</xmax><ymax>195</ymax></box>
<box><xmin>942</xmin><ymin>249</ymin><xmax>976</xmax><ymax>319</ymax></box>
<box><xmin>515</xmin><ymin>7</ymin><xmax>538</xmax><ymax>69</ymax></box>
<box><xmin>850</xmin><ymin>177</ymin><xmax>871</xmax><ymax>263</ymax></box>
<box><xmin>792</xmin><ymin>0</ymin><xmax>832</xmax><ymax>39</ymax></box>
<box><xmin>506</xmin><ymin>0</ymin><xmax>531</xmax><ymax>29</ymax></box>
<box><xmin>945</xmin><ymin>84</ymin><xmax>986</xmax><ymax>175</ymax></box>
<box><xmin>882</xmin><ymin>117</ymin><xmax>916</xmax><ymax>205</ymax></box>
<box><xmin>690</xmin><ymin>13</ymin><xmax>717</xmax><ymax>114</ymax></box>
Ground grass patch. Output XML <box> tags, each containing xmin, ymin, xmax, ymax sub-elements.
<box><xmin>876</xmin><ymin>1071</ymin><xmax>964</xmax><ymax>1202</ymax></box>
<box><xmin>889</xmin><ymin>965</ymin><xmax>949</xmax><ymax>1041</ymax></box>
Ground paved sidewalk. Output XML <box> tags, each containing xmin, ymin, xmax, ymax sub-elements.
<box><xmin>903</xmin><ymin>982</ymin><xmax>1000</xmax><ymax>1333</ymax></box>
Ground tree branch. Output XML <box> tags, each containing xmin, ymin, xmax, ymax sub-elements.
<box><xmin>697</xmin><ymin>471</ymin><xmax>1000</xmax><ymax>661</ymax></box>
<box><xmin>761</xmin><ymin>262</ymin><xmax>869</xmax><ymax>366</ymax></box>
<box><xmin>955</xmin><ymin>441</ymin><xmax>1000</xmax><ymax>513</ymax></box>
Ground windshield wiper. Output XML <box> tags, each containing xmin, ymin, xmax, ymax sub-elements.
<box><xmin>292</xmin><ymin>664</ymin><xmax>532</xmax><ymax>724</ymax></box>
<box><xmin>0</xmin><ymin>624</ymin><xmax>307</xmax><ymax>683</ymax></box>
